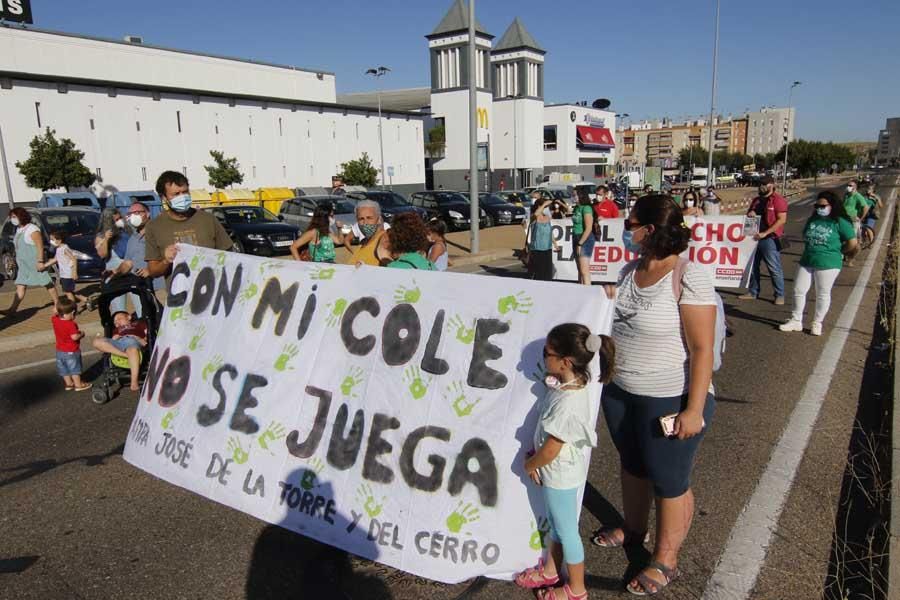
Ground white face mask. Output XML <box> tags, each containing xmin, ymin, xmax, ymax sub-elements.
<box><xmin>115</xmin><ymin>219</ymin><xmax>125</xmax><ymax>229</ymax></box>
<box><xmin>847</xmin><ymin>186</ymin><xmax>854</xmax><ymax>193</ymax></box>
<box><xmin>50</xmin><ymin>239</ymin><xmax>61</xmax><ymax>247</ymax></box>
<box><xmin>128</xmin><ymin>214</ymin><xmax>144</xmax><ymax>228</ymax></box>
<box><xmin>544</xmin><ymin>375</ymin><xmax>578</xmax><ymax>390</ymax></box>
<box><xmin>685</xmin><ymin>200</ymin><xmax>695</xmax><ymax>207</ymax></box>
<box><xmin>10</xmin><ymin>217</ymin><xmax>19</xmax><ymax>227</ymax></box>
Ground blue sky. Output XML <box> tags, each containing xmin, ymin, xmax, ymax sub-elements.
<box><xmin>32</xmin><ymin>0</ymin><xmax>899</xmax><ymax>142</ymax></box>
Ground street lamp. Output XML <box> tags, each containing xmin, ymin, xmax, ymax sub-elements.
<box><xmin>705</xmin><ymin>0</ymin><xmax>720</xmax><ymax>187</ymax></box>
<box><xmin>507</xmin><ymin>93</ymin><xmax>521</xmax><ymax>189</ymax></box>
<box><xmin>365</xmin><ymin>66</ymin><xmax>390</xmax><ymax>190</ymax></box>
<box><xmin>781</xmin><ymin>80</ymin><xmax>801</xmax><ymax>194</ymax></box>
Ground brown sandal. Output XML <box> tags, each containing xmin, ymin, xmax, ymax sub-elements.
<box><xmin>590</xmin><ymin>527</ymin><xmax>649</xmax><ymax>548</ymax></box>
<box><xmin>626</xmin><ymin>561</ymin><xmax>681</xmax><ymax>596</ymax></box>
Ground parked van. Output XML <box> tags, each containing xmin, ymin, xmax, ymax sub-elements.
<box><xmin>38</xmin><ymin>191</ymin><xmax>100</xmax><ymax>210</ymax></box>
<box><xmin>109</xmin><ymin>190</ymin><xmax>163</xmax><ymax>218</ymax></box>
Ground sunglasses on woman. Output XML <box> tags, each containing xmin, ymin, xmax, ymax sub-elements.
<box><xmin>623</xmin><ymin>220</ymin><xmax>646</xmax><ymax>232</ymax></box>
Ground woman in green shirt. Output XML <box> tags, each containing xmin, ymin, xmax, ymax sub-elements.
<box><xmin>386</xmin><ymin>213</ymin><xmax>436</xmax><ymax>270</ymax></box>
<box><xmin>780</xmin><ymin>191</ymin><xmax>858</xmax><ymax>336</ymax></box>
<box><xmin>571</xmin><ymin>188</ymin><xmax>595</xmax><ymax>286</ymax></box>
<box><xmin>291</xmin><ymin>202</ymin><xmax>343</xmax><ymax>263</ymax></box>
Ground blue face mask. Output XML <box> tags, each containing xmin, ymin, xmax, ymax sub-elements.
<box><xmin>622</xmin><ymin>229</ymin><xmax>643</xmax><ymax>254</ymax></box>
<box><xmin>168</xmin><ymin>193</ymin><xmax>192</xmax><ymax>213</ymax></box>
<box><xmin>816</xmin><ymin>206</ymin><xmax>832</xmax><ymax>217</ymax></box>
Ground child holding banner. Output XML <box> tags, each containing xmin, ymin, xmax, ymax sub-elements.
<box><xmin>516</xmin><ymin>324</ymin><xmax>616</xmax><ymax>600</ymax></box>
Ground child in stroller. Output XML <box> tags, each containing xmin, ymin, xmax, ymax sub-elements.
<box><xmin>88</xmin><ymin>274</ymin><xmax>162</xmax><ymax>404</ymax></box>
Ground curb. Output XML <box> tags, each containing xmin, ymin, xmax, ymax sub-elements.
<box><xmin>448</xmin><ymin>248</ymin><xmax>516</xmax><ymax>268</ymax></box>
<box><xmin>0</xmin><ymin>320</ymin><xmax>104</xmax><ymax>354</ymax></box>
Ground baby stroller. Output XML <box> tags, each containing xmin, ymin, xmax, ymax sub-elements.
<box><xmin>89</xmin><ymin>274</ymin><xmax>163</xmax><ymax>405</ymax></box>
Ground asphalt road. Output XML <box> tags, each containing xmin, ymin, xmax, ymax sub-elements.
<box><xmin>1</xmin><ymin>173</ymin><xmax>897</xmax><ymax>600</ymax></box>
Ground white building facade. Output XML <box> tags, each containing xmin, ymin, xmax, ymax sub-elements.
<box><xmin>0</xmin><ymin>25</ymin><xmax>426</xmax><ymax>209</ymax></box>
<box><xmin>746</xmin><ymin>107</ymin><xmax>795</xmax><ymax>156</ymax></box>
<box><xmin>543</xmin><ymin>104</ymin><xmax>616</xmax><ymax>182</ymax></box>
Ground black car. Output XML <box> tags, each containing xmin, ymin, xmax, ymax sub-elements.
<box><xmin>346</xmin><ymin>191</ymin><xmax>429</xmax><ymax>223</ymax></box>
<box><xmin>408</xmin><ymin>191</ymin><xmax>487</xmax><ymax>230</ymax></box>
<box><xmin>477</xmin><ymin>193</ymin><xmax>527</xmax><ymax>227</ymax></box>
<box><xmin>204</xmin><ymin>205</ymin><xmax>299</xmax><ymax>256</ymax></box>
<box><xmin>1</xmin><ymin>207</ymin><xmax>105</xmax><ymax>282</ymax></box>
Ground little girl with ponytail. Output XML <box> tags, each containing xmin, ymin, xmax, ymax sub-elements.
<box><xmin>515</xmin><ymin>323</ymin><xmax>615</xmax><ymax>600</ymax></box>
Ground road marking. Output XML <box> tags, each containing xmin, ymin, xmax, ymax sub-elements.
<box><xmin>702</xmin><ymin>196</ymin><xmax>895</xmax><ymax>600</ymax></box>
<box><xmin>0</xmin><ymin>350</ymin><xmax>100</xmax><ymax>376</ymax></box>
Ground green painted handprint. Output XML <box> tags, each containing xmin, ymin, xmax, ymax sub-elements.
<box><xmin>529</xmin><ymin>517</ymin><xmax>551</xmax><ymax>550</ymax></box>
<box><xmin>356</xmin><ymin>483</ymin><xmax>386</xmax><ymax>518</ymax></box>
<box><xmin>498</xmin><ymin>291</ymin><xmax>534</xmax><ymax>315</ymax></box>
<box><xmin>403</xmin><ymin>365</ymin><xmax>430</xmax><ymax>400</ymax></box>
<box><xmin>216</xmin><ymin>251</ymin><xmax>227</xmax><ymax>266</ymax></box>
<box><xmin>226</xmin><ymin>437</ymin><xmax>249</xmax><ymax>465</ymax></box>
<box><xmin>447</xmin><ymin>314</ymin><xmax>476</xmax><ymax>345</ymax></box>
<box><xmin>202</xmin><ymin>354</ymin><xmax>224</xmax><ymax>381</ymax></box>
<box><xmin>189</xmin><ymin>254</ymin><xmax>203</xmax><ymax>270</ymax></box>
<box><xmin>446</xmin><ymin>501</ymin><xmax>480</xmax><ymax>533</ymax></box>
<box><xmin>274</xmin><ymin>344</ymin><xmax>299</xmax><ymax>371</ymax></box>
<box><xmin>160</xmin><ymin>408</ymin><xmax>179</xmax><ymax>430</ymax></box>
<box><xmin>257</xmin><ymin>421</ymin><xmax>287</xmax><ymax>453</ymax></box>
<box><xmin>238</xmin><ymin>282</ymin><xmax>259</xmax><ymax>304</ymax></box>
<box><xmin>259</xmin><ymin>260</ymin><xmax>285</xmax><ymax>276</ymax></box>
<box><xmin>445</xmin><ymin>380</ymin><xmax>481</xmax><ymax>417</ymax></box>
<box><xmin>300</xmin><ymin>457</ymin><xmax>325</xmax><ymax>490</ymax></box>
<box><xmin>325</xmin><ymin>298</ymin><xmax>348</xmax><ymax>327</ymax></box>
<box><xmin>310</xmin><ymin>266</ymin><xmax>336</xmax><ymax>280</ymax></box>
<box><xmin>340</xmin><ymin>366</ymin><xmax>364</xmax><ymax>397</ymax></box>
<box><xmin>188</xmin><ymin>325</ymin><xmax>206</xmax><ymax>351</ymax></box>
<box><xmin>168</xmin><ymin>306</ymin><xmax>188</xmax><ymax>324</ymax></box>
<box><xmin>393</xmin><ymin>282</ymin><xmax>421</xmax><ymax>304</ymax></box>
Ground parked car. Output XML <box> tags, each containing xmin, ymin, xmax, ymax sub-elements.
<box><xmin>408</xmin><ymin>191</ymin><xmax>486</xmax><ymax>230</ymax></box>
<box><xmin>477</xmin><ymin>192</ymin><xmax>527</xmax><ymax>227</ymax></box>
<box><xmin>346</xmin><ymin>190</ymin><xmax>428</xmax><ymax>223</ymax></box>
<box><xmin>204</xmin><ymin>205</ymin><xmax>299</xmax><ymax>256</ymax></box>
<box><xmin>1</xmin><ymin>207</ymin><xmax>104</xmax><ymax>282</ymax></box>
<box><xmin>494</xmin><ymin>190</ymin><xmax>530</xmax><ymax>207</ymax></box>
<box><xmin>279</xmin><ymin>195</ymin><xmax>357</xmax><ymax>234</ymax></box>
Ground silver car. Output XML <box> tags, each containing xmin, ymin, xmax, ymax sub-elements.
<box><xmin>279</xmin><ymin>195</ymin><xmax>357</xmax><ymax>233</ymax></box>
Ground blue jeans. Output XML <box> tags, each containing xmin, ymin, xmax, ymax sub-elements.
<box><xmin>748</xmin><ymin>236</ymin><xmax>785</xmax><ymax>298</ymax></box>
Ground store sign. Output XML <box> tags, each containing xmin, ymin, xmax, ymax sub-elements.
<box><xmin>583</xmin><ymin>114</ymin><xmax>606</xmax><ymax>128</ymax></box>
<box><xmin>123</xmin><ymin>245</ymin><xmax>613</xmax><ymax>584</ymax></box>
<box><xmin>0</xmin><ymin>0</ymin><xmax>32</xmax><ymax>23</ymax></box>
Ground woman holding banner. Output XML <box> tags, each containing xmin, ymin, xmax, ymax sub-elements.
<box><xmin>594</xmin><ymin>195</ymin><xmax>717</xmax><ymax>596</ymax></box>
<box><xmin>571</xmin><ymin>189</ymin><xmax>595</xmax><ymax>286</ymax></box>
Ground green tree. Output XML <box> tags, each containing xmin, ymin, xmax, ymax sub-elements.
<box><xmin>424</xmin><ymin>125</ymin><xmax>446</xmax><ymax>157</ymax></box>
<box><xmin>677</xmin><ymin>145</ymin><xmax>708</xmax><ymax>169</ymax></box>
<box><xmin>338</xmin><ymin>152</ymin><xmax>379</xmax><ymax>187</ymax></box>
<box><xmin>16</xmin><ymin>128</ymin><xmax>96</xmax><ymax>191</ymax></box>
<box><xmin>204</xmin><ymin>150</ymin><xmax>244</xmax><ymax>189</ymax></box>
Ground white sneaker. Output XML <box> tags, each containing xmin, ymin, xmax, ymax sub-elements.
<box><xmin>779</xmin><ymin>320</ymin><xmax>803</xmax><ymax>332</ymax></box>
<box><xmin>810</xmin><ymin>322</ymin><xmax>822</xmax><ymax>336</ymax></box>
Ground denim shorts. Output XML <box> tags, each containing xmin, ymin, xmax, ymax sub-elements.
<box><xmin>864</xmin><ymin>217</ymin><xmax>876</xmax><ymax>230</ymax></box>
<box><xmin>602</xmin><ymin>382</ymin><xmax>715</xmax><ymax>498</ymax></box>
<box><xmin>60</xmin><ymin>278</ymin><xmax>76</xmax><ymax>293</ymax></box>
<box><xmin>573</xmin><ymin>233</ymin><xmax>596</xmax><ymax>258</ymax></box>
<box><xmin>110</xmin><ymin>336</ymin><xmax>142</xmax><ymax>352</ymax></box>
<box><xmin>56</xmin><ymin>350</ymin><xmax>83</xmax><ymax>376</ymax></box>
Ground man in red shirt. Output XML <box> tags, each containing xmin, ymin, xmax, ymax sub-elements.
<box><xmin>52</xmin><ymin>297</ymin><xmax>91</xmax><ymax>391</ymax></box>
<box><xmin>740</xmin><ymin>175</ymin><xmax>787</xmax><ymax>304</ymax></box>
<box><xmin>593</xmin><ymin>185</ymin><xmax>620</xmax><ymax>219</ymax></box>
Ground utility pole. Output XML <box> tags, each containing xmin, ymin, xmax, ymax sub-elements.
<box><xmin>468</xmin><ymin>0</ymin><xmax>479</xmax><ymax>253</ymax></box>
<box><xmin>781</xmin><ymin>81</ymin><xmax>801</xmax><ymax>195</ymax></box>
<box><xmin>508</xmin><ymin>93</ymin><xmax>519</xmax><ymax>189</ymax></box>
<box><xmin>0</xmin><ymin>124</ymin><xmax>14</xmax><ymax>208</ymax></box>
<box><xmin>365</xmin><ymin>66</ymin><xmax>391</xmax><ymax>190</ymax></box>
<box><xmin>705</xmin><ymin>0</ymin><xmax>720</xmax><ymax>187</ymax></box>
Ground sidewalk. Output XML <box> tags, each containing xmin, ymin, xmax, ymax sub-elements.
<box><xmin>0</xmin><ymin>288</ymin><xmax>103</xmax><ymax>353</ymax></box>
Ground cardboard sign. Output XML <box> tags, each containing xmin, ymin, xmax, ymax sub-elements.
<box><xmin>552</xmin><ymin>216</ymin><xmax>758</xmax><ymax>286</ymax></box>
<box><xmin>124</xmin><ymin>245</ymin><xmax>614</xmax><ymax>583</ymax></box>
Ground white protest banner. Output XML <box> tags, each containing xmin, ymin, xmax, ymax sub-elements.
<box><xmin>551</xmin><ymin>216</ymin><xmax>758</xmax><ymax>286</ymax></box>
<box><xmin>124</xmin><ymin>245</ymin><xmax>614</xmax><ymax>584</ymax></box>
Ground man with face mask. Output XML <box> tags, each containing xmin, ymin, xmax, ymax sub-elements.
<box><xmin>144</xmin><ymin>171</ymin><xmax>233</xmax><ymax>282</ymax></box>
<box><xmin>346</xmin><ymin>199</ymin><xmax>391</xmax><ymax>267</ymax></box>
<box><xmin>739</xmin><ymin>175</ymin><xmax>787</xmax><ymax>304</ymax></box>
<box><xmin>842</xmin><ymin>180</ymin><xmax>869</xmax><ymax>239</ymax></box>
<box><xmin>113</xmin><ymin>202</ymin><xmax>165</xmax><ymax>313</ymax></box>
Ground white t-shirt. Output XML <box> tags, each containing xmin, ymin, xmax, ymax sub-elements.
<box><xmin>612</xmin><ymin>259</ymin><xmax>716</xmax><ymax>397</ymax></box>
<box><xmin>532</xmin><ymin>385</ymin><xmax>597</xmax><ymax>489</ymax></box>
<box><xmin>17</xmin><ymin>223</ymin><xmax>40</xmax><ymax>245</ymax></box>
<box><xmin>55</xmin><ymin>244</ymin><xmax>75</xmax><ymax>279</ymax></box>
